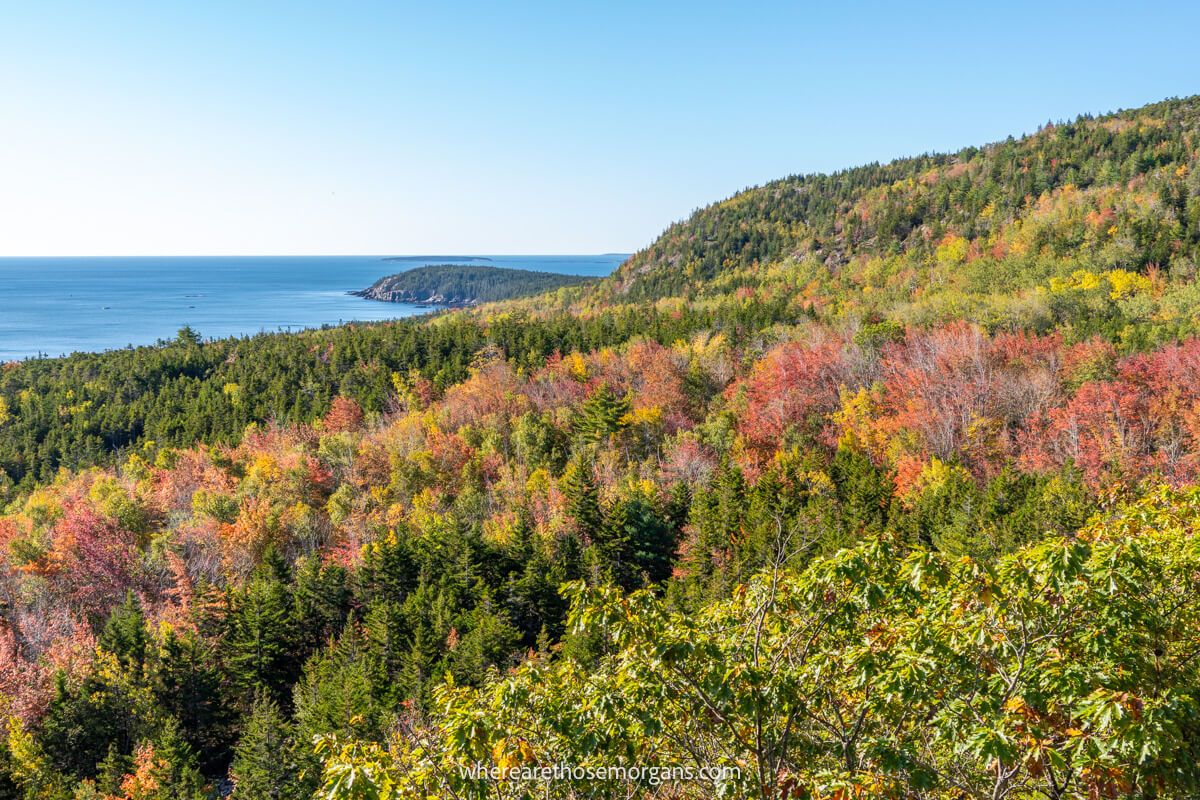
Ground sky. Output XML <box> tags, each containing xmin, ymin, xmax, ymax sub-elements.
<box><xmin>1</xmin><ymin>0</ymin><xmax>1198</xmax><ymax>256</ymax></box>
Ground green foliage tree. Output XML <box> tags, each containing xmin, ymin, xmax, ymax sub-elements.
<box><xmin>560</xmin><ymin>454</ymin><xmax>602</xmax><ymax>536</ymax></box>
<box><xmin>575</xmin><ymin>383</ymin><xmax>631</xmax><ymax>445</ymax></box>
<box><xmin>38</xmin><ymin>657</ymin><xmax>158</xmax><ymax>782</ymax></box>
<box><xmin>151</xmin><ymin>627</ymin><xmax>233</xmax><ymax>775</ymax></box>
<box><xmin>225</xmin><ymin>571</ymin><xmax>299</xmax><ymax>709</ymax></box>
<box><xmin>98</xmin><ymin>592</ymin><xmax>149</xmax><ymax>673</ymax></box>
<box><xmin>229</xmin><ymin>693</ymin><xmax>296</xmax><ymax>800</ymax></box>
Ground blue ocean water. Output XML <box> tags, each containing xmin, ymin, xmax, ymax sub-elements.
<box><xmin>0</xmin><ymin>254</ymin><xmax>627</xmax><ymax>361</ymax></box>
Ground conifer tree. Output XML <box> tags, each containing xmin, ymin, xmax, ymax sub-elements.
<box><xmin>362</xmin><ymin>600</ymin><xmax>409</xmax><ymax>700</ymax></box>
<box><xmin>225</xmin><ymin>573</ymin><xmax>297</xmax><ymax>708</ymax></box>
<box><xmin>575</xmin><ymin>383</ymin><xmax>631</xmax><ymax>444</ymax></box>
<box><xmin>291</xmin><ymin>630</ymin><xmax>379</xmax><ymax>800</ymax></box>
<box><xmin>143</xmin><ymin>718</ymin><xmax>208</xmax><ymax>799</ymax></box>
<box><xmin>291</xmin><ymin>556</ymin><xmax>350</xmax><ymax>657</ymax></box>
<box><xmin>94</xmin><ymin>742</ymin><xmax>131</xmax><ymax>797</ymax></box>
<box><xmin>39</xmin><ymin>659</ymin><xmax>155</xmax><ymax>781</ymax></box>
<box><xmin>230</xmin><ymin>693</ymin><xmax>295</xmax><ymax>800</ymax></box>
<box><xmin>99</xmin><ymin>592</ymin><xmax>149</xmax><ymax>673</ymax></box>
<box><xmin>560</xmin><ymin>454</ymin><xmax>602</xmax><ymax>536</ymax></box>
<box><xmin>151</xmin><ymin>628</ymin><xmax>232</xmax><ymax>775</ymax></box>
<box><xmin>356</xmin><ymin>530</ymin><xmax>418</xmax><ymax>605</ymax></box>
<box><xmin>829</xmin><ymin>443</ymin><xmax>891</xmax><ymax>535</ymax></box>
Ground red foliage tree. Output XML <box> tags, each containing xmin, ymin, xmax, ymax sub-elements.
<box><xmin>324</xmin><ymin>396</ymin><xmax>365</xmax><ymax>433</ymax></box>
<box><xmin>439</xmin><ymin>361</ymin><xmax>527</xmax><ymax>431</ymax></box>
<box><xmin>728</xmin><ymin>339</ymin><xmax>850</xmax><ymax>474</ymax></box>
<box><xmin>1021</xmin><ymin>338</ymin><xmax>1200</xmax><ymax>487</ymax></box>
<box><xmin>625</xmin><ymin>340</ymin><xmax>692</xmax><ymax>432</ymax></box>
<box><xmin>53</xmin><ymin>502</ymin><xmax>144</xmax><ymax>619</ymax></box>
<box><xmin>870</xmin><ymin>324</ymin><xmax>1061</xmax><ymax>480</ymax></box>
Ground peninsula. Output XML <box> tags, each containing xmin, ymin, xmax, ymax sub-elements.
<box><xmin>353</xmin><ymin>263</ymin><xmax>595</xmax><ymax>306</ymax></box>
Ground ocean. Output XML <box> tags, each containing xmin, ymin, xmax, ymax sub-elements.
<box><xmin>0</xmin><ymin>254</ymin><xmax>627</xmax><ymax>361</ymax></box>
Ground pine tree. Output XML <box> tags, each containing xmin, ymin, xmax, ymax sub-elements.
<box><xmin>95</xmin><ymin>742</ymin><xmax>131</xmax><ymax>797</ymax></box>
<box><xmin>99</xmin><ymin>591</ymin><xmax>149</xmax><ymax>673</ymax></box>
<box><xmin>830</xmin><ymin>443</ymin><xmax>891</xmax><ymax>536</ymax></box>
<box><xmin>445</xmin><ymin>592</ymin><xmax>520</xmax><ymax>685</ymax></box>
<box><xmin>400</xmin><ymin>620</ymin><xmax>440</xmax><ymax>703</ymax></box>
<box><xmin>362</xmin><ymin>600</ymin><xmax>409</xmax><ymax>699</ymax></box>
<box><xmin>560</xmin><ymin>455</ymin><xmax>602</xmax><ymax>536</ymax></box>
<box><xmin>291</xmin><ymin>556</ymin><xmax>350</xmax><ymax>657</ymax></box>
<box><xmin>151</xmin><ymin>628</ymin><xmax>232</xmax><ymax>775</ymax></box>
<box><xmin>621</xmin><ymin>495</ymin><xmax>676</xmax><ymax>587</ymax></box>
<box><xmin>142</xmin><ymin>718</ymin><xmax>208</xmax><ymax>799</ymax></box>
<box><xmin>504</xmin><ymin>533</ymin><xmax>568</xmax><ymax>644</ymax></box>
<box><xmin>230</xmin><ymin>694</ymin><xmax>295</xmax><ymax>800</ymax></box>
<box><xmin>291</xmin><ymin>630</ymin><xmax>379</xmax><ymax>800</ymax></box>
<box><xmin>575</xmin><ymin>383</ymin><xmax>631</xmax><ymax>444</ymax></box>
<box><xmin>225</xmin><ymin>574</ymin><xmax>297</xmax><ymax>709</ymax></box>
<box><xmin>356</xmin><ymin>530</ymin><xmax>418</xmax><ymax>605</ymax></box>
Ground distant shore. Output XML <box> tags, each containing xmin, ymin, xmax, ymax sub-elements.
<box><xmin>355</xmin><ymin>263</ymin><xmax>596</xmax><ymax>306</ymax></box>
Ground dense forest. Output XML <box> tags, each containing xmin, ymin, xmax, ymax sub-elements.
<box><xmin>1</xmin><ymin>96</ymin><xmax>1200</xmax><ymax>799</ymax></box>
<box><xmin>354</xmin><ymin>264</ymin><xmax>596</xmax><ymax>306</ymax></box>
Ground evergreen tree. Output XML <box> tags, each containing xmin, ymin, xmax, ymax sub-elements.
<box><xmin>362</xmin><ymin>600</ymin><xmax>409</xmax><ymax>702</ymax></box>
<box><xmin>99</xmin><ymin>592</ymin><xmax>149</xmax><ymax>673</ymax></box>
<box><xmin>291</xmin><ymin>630</ymin><xmax>380</xmax><ymax>800</ymax></box>
<box><xmin>142</xmin><ymin>718</ymin><xmax>208</xmax><ymax>799</ymax></box>
<box><xmin>230</xmin><ymin>694</ymin><xmax>296</xmax><ymax>800</ymax></box>
<box><xmin>291</xmin><ymin>556</ymin><xmax>350</xmax><ymax>657</ymax></box>
<box><xmin>830</xmin><ymin>443</ymin><xmax>891</xmax><ymax>535</ymax></box>
<box><xmin>39</xmin><ymin>659</ymin><xmax>155</xmax><ymax>781</ymax></box>
<box><xmin>445</xmin><ymin>593</ymin><xmax>521</xmax><ymax>685</ymax></box>
<box><xmin>575</xmin><ymin>383</ymin><xmax>631</xmax><ymax>444</ymax></box>
<box><xmin>356</xmin><ymin>530</ymin><xmax>418</xmax><ymax>605</ymax></box>
<box><xmin>619</xmin><ymin>494</ymin><xmax>676</xmax><ymax>587</ymax></box>
<box><xmin>94</xmin><ymin>742</ymin><xmax>131</xmax><ymax>797</ymax></box>
<box><xmin>151</xmin><ymin>627</ymin><xmax>232</xmax><ymax>775</ymax></box>
<box><xmin>504</xmin><ymin>534</ymin><xmax>569</xmax><ymax>644</ymax></box>
<box><xmin>561</xmin><ymin>454</ymin><xmax>602</xmax><ymax>536</ymax></box>
<box><xmin>225</xmin><ymin>573</ymin><xmax>297</xmax><ymax>709</ymax></box>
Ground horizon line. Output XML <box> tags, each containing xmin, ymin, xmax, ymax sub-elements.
<box><xmin>0</xmin><ymin>252</ymin><xmax>635</xmax><ymax>259</ymax></box>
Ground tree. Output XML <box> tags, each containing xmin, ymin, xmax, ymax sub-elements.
<box><xmin>291</xmin><ymin>630</ymin><xmax>381</xmax><ymax>800</ymax></box>
<box><xmin>559</xmin><ymin>455</ymin><xmax>601</xmax><ymax>537</ymax></box>
<box><xmin>225</xmin><ymin>573</ymin><xmax>298</xmax><ymax>709</ymax></box>
<box><xmin>230</xmin><ymin>694</ymin><xmax>296</xmax><ymax>800</ymax></box>
<box><xmin>323</xmin><ymin>397</ymin><xmax>365</xmax><ymax>433</ymax></box>
<box><xmin>728</xmin><ymin>339</ymin><xmax>848</xmax><ymax>471</ymax></box>
<box><xmin>99</xmin><ymin>592</ymin><xmax>149</xmax><ymax>673</ymax></box>
<box><xmin>38</xmin><ymin>654</ymin><xmax>158</xmax><ymax>781</ymax></box>
<box><xmin>829</xmin><ymin>442</ymin><xmax>891</xmax><ymax>536</ymax></box>
<box><xmin>575</xmin><ymin>383</ymin><xmax>630</xmax><ymax>444</ymax></box>
<box><xmin>175</xmin><ymin>327</ymin><xmax>202</xmax><ymax>348</ymax></box>
<box><xmin>599</xmin><ymin>491</ymin><xmax>675</xmax><ymax>588</ymax></box>
<box><xmin>291</xmin><ymin>556</ymin><xmax>350</xmax><ymax>658</ymax></box>
<box><xmin>112</xmin><ymin>721</ymin><xmax>207</xmax><ymax>800</ymax></box>
<box><xmin>151</xmin><ymin>628</ymin><xmax>232</xmax><ymax>776</ymax></box>
<box><xmin>316</xmin><ymin>486</ymin><xmax>1200</xmax><ymax>799</ymax></box>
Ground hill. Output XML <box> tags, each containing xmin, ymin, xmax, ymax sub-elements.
<box><xmin>602</xmin><ymin>96</ymin><xmax>1200</xmax><ymax>343</ymax></box>
<box><xmin>4</xmin><ymin>95</ymin><xmax>1200</xmax><ymax>799</ymax></box>
<box><xmin>354</xmin><ymin>264</ymin><xmax>596</xmax><ymax>306</ymax></box>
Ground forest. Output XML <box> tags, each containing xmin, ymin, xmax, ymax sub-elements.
<box><xmin>354</xmin><ymin>264</ymin><xmax>596</xmax><ymax>306</ymax></box>
<box><xmin>1</xmin><ymin>96</ymin><xmax>1200</xmax><ymax>799</ymax></box>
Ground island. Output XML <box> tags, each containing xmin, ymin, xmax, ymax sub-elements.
<box><xmin>380</xmin><ymin>255</ymin><xmax>493</xmax><ymax>263</ymax></box>
<box><xmin>353</xmin><ymin>264</ymin><xmax>596</xmax><ymax>307</ymax></box>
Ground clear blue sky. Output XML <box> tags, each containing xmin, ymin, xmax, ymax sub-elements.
<box><xmin>1</xmin><ymin>0</ymin><xmax>1197</xmax><ymax>256</ymax></box>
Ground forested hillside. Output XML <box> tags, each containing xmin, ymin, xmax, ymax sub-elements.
<box><xmin>606</xmin><ymin>96</ymin><xmax>1200</xmax><ymax>343</ymax></box>
<box><xmin>2</xmin><ymin>96</ymin><xmax>1200</xmax><ymax>799</ymax></box>
<box><xmin>0</xmin><ymin>299</ymin><xmax>786</xmax><ymax>490</ymax></box>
